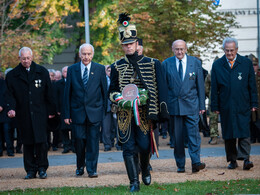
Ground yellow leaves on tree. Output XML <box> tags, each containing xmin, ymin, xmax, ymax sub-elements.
<box><xmin>8</xmin><ymin>0</ymin><xmax>79</xmax><ymax>28</ymax></box>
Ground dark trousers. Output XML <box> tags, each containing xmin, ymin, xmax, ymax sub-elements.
<box><xmin>168</xmin><ymin>118</ymin><xmax>175</xmax><ymax>147</ymax></box>
<box><xmin>120</xmin><ymin>118</ymin><xmax>150</xmax><ymax>157</ymax></box>
<box><xmin>101</xmin><ymin>111</ymin><xmax>113</xmax><ymax>149</ymax></box>
<box><xmin>15</xmin><ymin>128</ymin><xmax>23</xmax><ymax>151</ymax></box>
<box><xmin>0</xmin><ymin>122</ymin><xmax>14</xmax><ymax>154</ymax></box>
<box><xmin>161</xmin><ymin>120</ymin><xmax>168</xmax><ymax>136</ymax></box>
<box><xmin>74</xmin><ymin>120</ymin><xmax>100</xmax><ymax>175</ymax></box>
<box><xmin>170</xmin><ymin>114</ymin><xmax>201</xmax><ymax>168</ymax></box>
<box><xmin>23</xmin><ymin>142</ymin><xmax>49</xmax><ymax>173</ymax></box>
<box><xmin>62</xmin><ymin>129</ymin><xmax>75</xmax><ymax>150</ymax></box>
<box><xmin>224</xmin><ymin>137</ymin><xmax>251</xmax><ymax>162</ymax></box>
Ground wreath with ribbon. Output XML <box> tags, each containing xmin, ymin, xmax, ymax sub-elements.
<box><xmin>114</xmin><ymin>88</ymin><xmax>148</xmax><ymax>126</ymax></box>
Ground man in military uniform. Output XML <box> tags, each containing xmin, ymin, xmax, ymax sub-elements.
<box><xmin>109</xmin><ymin>13</ymin><xmax>169</xmax><ymax>192</ymax></box>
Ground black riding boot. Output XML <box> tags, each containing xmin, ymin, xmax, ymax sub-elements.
<box><xmin>140</xmin><ymin>153</ymin><xmax>151</xmax><ymax>185</ymax></box>
<box><xmin>124</xmin><ymin>155</ymin><xmax>140</xmax><ymax>192</ymax></box>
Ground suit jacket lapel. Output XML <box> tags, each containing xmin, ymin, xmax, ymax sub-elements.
<box><xmin>15</xmin><ymin>64</ymin><xmax>29</xmax><ymax>84</ymax></box>
<box><xmin>232</xmin><ymin>54</ymin><xmax>241</xmax><ymax>70</ymax></box>
<box><xmin>183</xmin><ymin>55</ymin><xmax>192</xmax><ymax>83</ymax></box>
<box><xmin>29</xmin><ymin>62</ymin><xmax>38</xmax><ymax>83</ymax></box>
<box><xmin>88</xmin><ymin>62</ymin><xmax>96</xmax><ymax>85</ymax></box>
<box><xmin>220</xmin><ymin>55</ymin><xmax>231</xmax><ymax>72</ymax></box>
<box><xmin>75</xmin><ymin>62</ymin><xmax>85</xmax><ymax>89</ymax></box>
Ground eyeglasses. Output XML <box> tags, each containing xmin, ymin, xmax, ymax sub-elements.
<box><xmin>224</xmin><ymin>49</ymin><xmax>236</xmax><ymax>53</ymax></box>
<box><xmin>174</xmin><ymin>48</ymin><xmax>185</xmax><ymax>52</ymax></box>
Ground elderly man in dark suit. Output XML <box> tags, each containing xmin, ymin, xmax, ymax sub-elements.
<box><xmin>162</xmin><ymin>39</ymin><xmax>206</xmax><ymax>173</ymax></box>
<box><xmin>64</xmin><ymin>43</ymin><xmax>107</xmax><ymax>178</ymax></box>
<box><xmin>211</xmin><ymin>37</ymin><xmax>258</xmax><ymax>170</ymax></box>
<box><xmin>5</xmin><ymin>47</ymin><xmax>55</xmax><ymax>179</ymax></box>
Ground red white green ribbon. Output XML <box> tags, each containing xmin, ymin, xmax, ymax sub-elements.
<box><xmin>115</xmin><ymin>94</ymin><xmax>123</xmax><ymax>102</ymax></box>
<box><xmin>132</xmin><ymin>94</ymin><xmax>141</xmax><ymax>126</ymax></box>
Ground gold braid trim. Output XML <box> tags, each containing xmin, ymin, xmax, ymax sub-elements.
<box><xmin>138</xmin><ymin>59</ymin><xmax>159</xmax><ymax>116</ymax></box>
<box><xmin>118</xmin><ymin>109</ymin><xmax>132</xmax><ymax>134</ymax></box>
<box><xmin>110</xmin><ymin>92</ymin><xmax>120</xmax><ymax>103</ymax></box>
<box><xmin>139</xmin><ymin>107</ymin><xmax>149</xmax><ymax>134</ymax></box>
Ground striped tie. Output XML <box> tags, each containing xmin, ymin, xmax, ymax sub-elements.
<box><xmin>82</xmin><ymin>67</ymin><xmax>89</xmax><ymax>88</ymax></box>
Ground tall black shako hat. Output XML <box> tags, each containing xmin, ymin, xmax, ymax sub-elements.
<box><xmin>118</xmin><ymin>13</ymin><xmax>137</xmax><ymax>44</ymax></box>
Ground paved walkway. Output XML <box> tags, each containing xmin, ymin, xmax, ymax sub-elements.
<box><xmin>1</xmin><ymin>145</ymin><xmax>260</xmax><ymax>169</ymax></box>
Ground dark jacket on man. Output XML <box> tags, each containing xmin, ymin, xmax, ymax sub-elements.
<box><xmin>211</xmin><ymin>54</ymin><xmax>258</xmax><ymax>139</ymax></box>
<box><xmin>5</xmin><ymin>62</ymin><xmax>55</xmax><ymax>145</ymax></box>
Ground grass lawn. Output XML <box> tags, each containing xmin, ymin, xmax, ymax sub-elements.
<box><xmin>1</xmin><ymin>179</ymin><xmax>259</xmax><ymax>194</ymax></box>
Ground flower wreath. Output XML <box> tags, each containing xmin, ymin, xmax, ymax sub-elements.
<box><xmin>114</xmin><ymin>88</ymin><xmax>148</xmax><ymax>126</ymax></box>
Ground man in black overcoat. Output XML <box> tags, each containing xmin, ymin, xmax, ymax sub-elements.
<box><xmin>5</xmin><ymin>47</ymin><xmax>55</xmax><ymax>179</ymax></box>
<box><xmin>211</xmin><ymin>37</ymin><xmax>258</xmax><ymax>170</ymax></box>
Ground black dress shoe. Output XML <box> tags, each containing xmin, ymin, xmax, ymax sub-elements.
<box><xmin>39</xmin><ymin>170</ymin><xmax>47</xmax><ymax>179</ymax></box>
<box><xmin>192</xmin><ymin>162</ymin><xmax>206</xmax><ymax>173</ymax></box>
<box><xmin>162</xmin><ymin>135</ymin><xmax>167</xmax><ymax>139</ymax></box>
<box><xmin>76</xmin><ymin>167</ymin><xmax>84</xmax><ymax>176</ymax></box>
<box><xmin>228</xmin><ymin>161</ymin><xmax>238</xmax><ymax>169</ymax></box>
<box><xmin>243</xmin><ymin>160</ymin><xmax>254</xmax><ymax>170</ymax></box>
<box><xmin>62</xmin><ymin>149</ymin><xmax>70</xmax><ymax>154</ymax></box>
<box><xmin>88</xmin><ymin>172</ymin><xmax>98</xmax><ymax>178</ymax></box>
<box><xmin>52</xmin><ymin>146</ymin><xmax>58</xmax><ymax>151</ymax></box>
<box><xmin>104</xmin><ymin>147</ymin><xmax>111</xmax><ymax>152</ymax></box>
<box><xmin>250</xmin><ymin>138</ymin><xmax>256</xmax><ymax>144</ymax></box>
<box><xmin>25</xmin><ymin>172</ymin><xmax>36</xmax><ymax>179</ymax></box>
<box><xmin>116</xmin><ymin>146</ymin><xmax>122</xmax><ymax>151</ymax></box>
<box><xmin>16</xmin><ymin>149</ymin><xmax>22</xmax><ymax>154</ymax></box>
<box><xmin>8</xmin><ymin>153</ymin><xmax>15</xmax><ymax>157</ymax></box>
<box><xmin>177</xmin><ymin>168</ymin><xmax>185</xmax><ymax>173</ymax></box>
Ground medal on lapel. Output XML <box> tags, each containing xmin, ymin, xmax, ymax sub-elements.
<box><xmin>35</xmin><ymin>80</ymin><xmax>38</xmax><ymax>88</ymax></box>
<box><xmin>238</xmin><ymin>72</ymin><xmax>242</xmax><ymax>80</ymax></box>
<box><xmin>35</xmin><ymin>79</ymin><xmax>42</xmax><ymax>88</ymax></box>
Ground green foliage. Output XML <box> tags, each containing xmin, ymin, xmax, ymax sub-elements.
<box><xmin>1</xmin><ymin>179</ymin><xmax>259</xmax><ymax>194</ymax></box>
<box><xmin>75</xmin><ymin>0</ymin><xmax>237</xmax><ymax>65</ymax></box>
<box><xmin>115</xmin><ymin>0</ymin><xmax>238</xmax><ymax>61</ymax></box>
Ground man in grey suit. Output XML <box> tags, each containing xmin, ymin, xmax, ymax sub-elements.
<box><xmin>64</xmin><ymin>43</ymin><xmax>107</xmax><ymax>177</ymax></box>
<box><xmin>162</xmin><ymin>40</ymin><xmax>206</xmax><ymax>173</ymax></box>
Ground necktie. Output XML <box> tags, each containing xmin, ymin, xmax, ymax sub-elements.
<box><xmin>229</xmin><ymin>60</ymin><xmax>235</xmax><ymax>69</ymax></box>
<box><xmin>179</xmin><ymin>59</ymin><xmax>183</xmax><ymax>81</ymax></box>
<box><xmin>82</xmin><ymin>67</ymin><xmax>89</xmax><ymax>87</ymax></box>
